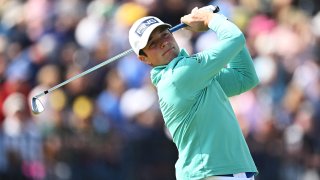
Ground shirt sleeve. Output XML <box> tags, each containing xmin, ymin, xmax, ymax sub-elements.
<box><xmin>172</xmin><ymin>14</ymin><xmax>246</xmax><ymax>94</ymax></box>
<box><xmin>214</xmin><ymin>45</ymin><xmax>259</xmax><ymax>97</ymax></box>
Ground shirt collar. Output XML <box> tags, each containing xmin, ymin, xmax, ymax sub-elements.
<box><xmin>150</xmin><ymin>48</ymin><xmax>189</xmax><ymax>85</ymax></box>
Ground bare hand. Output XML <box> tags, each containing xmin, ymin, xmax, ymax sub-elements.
<box><xmin>180</xmin><ymin>7</ymin><xmax>214</xmax><ymax>32</ymax></box>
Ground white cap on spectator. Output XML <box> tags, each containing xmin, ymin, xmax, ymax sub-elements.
<box><xmin>129</xmin><ymin>16</ymin><xmax>171</xmax><ymax>55</ymax></box>
<box><xmin>3</xmin><ymin>93</ymin><xmax>26</xmax><ymax>116</ymax></box>
<box><xmin>120</xmin><ymin>87</ymin><xmax>157</xmax><ymax>119</ymax></box>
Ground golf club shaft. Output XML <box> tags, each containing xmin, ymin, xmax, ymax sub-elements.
<box><xmin>33</xmin><ymin>23</ymin><xmax>187</xmax><ymax>99</ymax></box>
<box><xmin>33</xmin><ymin>5</ymin><xmax>220</xmax><ymax>99</ymax></box>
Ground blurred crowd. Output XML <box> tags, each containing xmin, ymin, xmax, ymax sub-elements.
<box><xmin>0</xmin><ymin>0</ymin><xmax>320</xmax><ymax>179</ymax></box>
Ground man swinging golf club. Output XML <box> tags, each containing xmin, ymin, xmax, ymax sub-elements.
<box><xmin>128</xmin><ymin>6</ymin><xmax>259</xmax><ymax>180</ymax></box>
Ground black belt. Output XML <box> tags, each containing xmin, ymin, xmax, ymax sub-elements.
<box><xmin>219</xmin><ymin>172</ymin><xmax>255</xmax><ymax>178</ymax></box>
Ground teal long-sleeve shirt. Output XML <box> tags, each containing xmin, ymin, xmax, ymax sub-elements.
<box><xmin>150</xmin><ymin>14</ymin><xmax>259</xmax><ymax>180</ymax></box>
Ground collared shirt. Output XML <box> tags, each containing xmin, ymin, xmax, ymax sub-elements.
<box><xmin>151</xmin><ymin>14</ymin><xmax>259</xmax><ymax>180</ymax></box>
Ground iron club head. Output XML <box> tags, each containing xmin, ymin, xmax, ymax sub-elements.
<box><xmin>31</xmin><ymin>97</ymin><xmax>44</xmax><ymax>114</ymax></box>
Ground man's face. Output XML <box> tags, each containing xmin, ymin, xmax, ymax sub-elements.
<box><xmin>138</xmin><ymin>26</ymin><xmax>180</xmax><ymax>67</ymax></box>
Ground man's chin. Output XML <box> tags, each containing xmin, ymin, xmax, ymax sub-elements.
<box><xmin>164</xmin><ymin>48</ymin><xmax>179</xmax><ymax>59</ymax></box>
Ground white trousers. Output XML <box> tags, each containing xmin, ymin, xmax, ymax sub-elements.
<box><xmin>202</xmin><ymin>173</ymin><xmax>255</xmax><ymax>180</ymax></box>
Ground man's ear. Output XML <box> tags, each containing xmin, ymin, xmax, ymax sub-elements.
<box><xmin>138</xmin><ymin>55</ymin><xmax>152</xmax><ymax>66</ymax></box>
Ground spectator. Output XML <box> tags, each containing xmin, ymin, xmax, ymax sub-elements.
<box><xmin>0</xmin><ymin>0</ymin><xmax>319</xmax><ymax>179</ymax></box>
<box><xmin>1</xmin><ymin>93</ymin><xmax>44</xmax><ymax>179</ymax></box>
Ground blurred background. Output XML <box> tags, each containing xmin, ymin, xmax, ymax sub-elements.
<box><xmin>0</xmin><ymin>0</ymin><xmax>320</xmax><ymax>179</ymax></box>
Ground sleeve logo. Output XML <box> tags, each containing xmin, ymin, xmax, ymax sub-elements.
<box><xmin>135</xmin><ymin>18</ymin><xmax>159</xmax><ymax>37</ymax></box>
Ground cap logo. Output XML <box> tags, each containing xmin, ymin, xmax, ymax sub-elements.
<box><xmin>135</xmin><ymin>18</ymin><xmax>159</xmax><ymax>37</ymax></box>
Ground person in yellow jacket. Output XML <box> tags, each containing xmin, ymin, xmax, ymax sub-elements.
<box><xmin>128</xmin><ymin>6</ymin><xmax>259</xmax><ymax>180</ymax></box>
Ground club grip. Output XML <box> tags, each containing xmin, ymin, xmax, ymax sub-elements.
<box><xmin>168</xmin><ymin>5</ymin><xmax>220</xmax><ymax>33</ymax></box>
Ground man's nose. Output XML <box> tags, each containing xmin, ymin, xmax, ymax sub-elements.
<box><xmin>160</xmin><ymin>41</ymin><xmax>169</xmax><ymax>49</ymax></box>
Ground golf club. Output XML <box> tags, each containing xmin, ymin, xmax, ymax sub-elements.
<box><xmin>31</xmin><ymin>5</ymin><xmax>220</xmax><ymax>114</ymax></box>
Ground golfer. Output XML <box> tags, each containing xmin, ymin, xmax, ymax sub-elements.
<box><xmin>128</xmin><ymin>6</ymin><xmax>259</xmax><ymax>180</ymax></box>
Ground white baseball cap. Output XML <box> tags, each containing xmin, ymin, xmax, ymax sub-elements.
<box><xmin>129</xmin><ymin>16</ymin><xmax>171</xmax><ymax>55</ymax></box>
